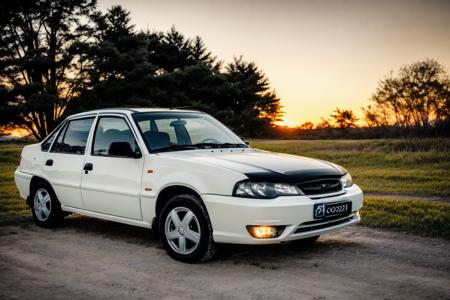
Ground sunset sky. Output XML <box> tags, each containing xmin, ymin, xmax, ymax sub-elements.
<box><xmin>99</xmin><ymin>0</ymin><xmax>450</xmax><ymax>127</ymax></box>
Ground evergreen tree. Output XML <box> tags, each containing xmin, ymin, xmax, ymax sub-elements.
<box><xmin>0</xmin><ymin>0</ymin><xmax>97</xmax><ymax>139</ymax></box>
<box><xmin>68</xmin><ymin>5</ymin><xmax>157</xmax><ymax>111</ymax></box>
<box><xmin>224</xmin><ymin>57</ymin><xmax>282</xmax><ymax>135</ymax></box>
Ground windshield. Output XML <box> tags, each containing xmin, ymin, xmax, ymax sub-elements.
<box><xmin>132</xmin><ymin>112</ymin><xmax>248</xmax><ymax>152</ymax></box>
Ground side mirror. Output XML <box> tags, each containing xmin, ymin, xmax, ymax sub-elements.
<box><xmin>108</xmin><ymin>142</ymin><xmax>142</xmax><ymax>158</ymax></box>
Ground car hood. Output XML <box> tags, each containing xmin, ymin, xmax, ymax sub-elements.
<box><xmin>162</xmin><ymin>149</ymin><xmax>347</xmax><ymax>183</ymax></box>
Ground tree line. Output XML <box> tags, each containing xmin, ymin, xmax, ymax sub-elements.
<box><xmin>0</xmin><ymin>0</ymin><xmax>281</xmax><ymax>140</ymax></box>
<box><xmin>289</xmin><ymin>59</ymin><xmax>450</xmax><ymax>137</ymax></box>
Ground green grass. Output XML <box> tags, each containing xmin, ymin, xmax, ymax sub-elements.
<box><xmin>360</xmin><ymin>197</ymin><xmax>450</xmax><ymax>239</ymax></box>
<box><xmin>0</xmin><ymin>143</ymin><xmax>30</xmax><ymax>218</ymax></box>
<box><xmin>251</xmin><ymin>138</ymin><xmax>450</xmax><ymax>196</ymax></box>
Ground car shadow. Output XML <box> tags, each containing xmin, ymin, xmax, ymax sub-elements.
<box><xmin>214</xmin><ymin>238</ymin><xmax>357</xmax><ymax>267</ymax></box>
<box><xmin>56</xmin><ymin>214</ymin><xmax>160</xmax><ymax>247</ymax></box>
<box><xmin>47</xmin><ymin>215</ymin><xmax>357</xmax><ymax>264</ymax></box>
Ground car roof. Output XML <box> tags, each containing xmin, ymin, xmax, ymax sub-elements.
<box><xmin>68</xmin><ymin>107</ymin><xmax>202</xmax><ymax>119</ymax></box>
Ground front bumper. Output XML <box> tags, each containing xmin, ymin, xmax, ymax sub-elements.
<box><xmin>202</xmin><ymin>184</ymin><xmax>363</xmax><ymax>244</ymax></box>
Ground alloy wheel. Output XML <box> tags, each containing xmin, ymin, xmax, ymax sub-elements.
<box><xmin>164</xmin><ymin>207</ymin><xmax>201</xmax><ymax>255</ymax></box>
<box><xmin>34</xmin><ymin>188</ymin><xmax>52</xmax><ymax>222</ymax></box>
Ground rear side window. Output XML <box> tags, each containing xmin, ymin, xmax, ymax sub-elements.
<box><xmin>51</xmin><ymin>118</ymin><xmax>94</xmax><ymax>154</ymax></box>
<box><xmin>41</xmin><ymin>122</ymin><xmax>66</xmax><ymax>151</ymax></box>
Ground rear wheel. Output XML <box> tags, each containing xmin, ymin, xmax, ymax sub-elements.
<box><xmin>159</xmin><ymin>194</ymin><xmax>216</xmax><ymax>263</ymax></box>
<box><xmin>31</xmin><ymin>181</ymin><xmax>64</xmax><ymax>227</ymax></box>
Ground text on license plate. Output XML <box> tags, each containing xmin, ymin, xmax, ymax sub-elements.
<box><xmin>313</xmin><ymin>201</ymin><xmax>352</xmax><ymax>219</ymax></box>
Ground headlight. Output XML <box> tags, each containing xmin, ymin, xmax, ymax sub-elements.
<box><xmin>234</xmin><ymin>181</ymin><xmax>304</xmax><ymax>199</ymax></box>
<box><xmin>341</xmin><ymin>173</ymin><xmax>353</xmax><ymax>188</ymax></box>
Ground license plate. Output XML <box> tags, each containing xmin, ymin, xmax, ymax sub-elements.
<box><xmin>313</xmin><ymin>201</ymin><xmax>352</xmax><ymax>219</ymax></box>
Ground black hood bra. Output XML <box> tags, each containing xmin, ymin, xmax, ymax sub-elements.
<box><xmin>189</xmin><ymin>150</ymin><xmax>347</xmax><ymax>183</ymax></box>
<box><xmin>244</xmin><ymin>168</ymin><xmax>344</xmax><ymax>183</ymax></box>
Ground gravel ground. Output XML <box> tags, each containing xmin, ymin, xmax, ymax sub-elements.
<box><xmin>0</xmin><ymin>216</ymin><xmax>449</xmax><ymax>300</ymax></box>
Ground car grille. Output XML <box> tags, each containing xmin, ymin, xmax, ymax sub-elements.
<box><xmin>294</xmin><ymin>215</ymin><xmax>355</xmax><ymax>234</ymax></box>
<box><xmin>297</xmin><ymin>179</ymin><xmax>342</xmax><ymax>195</ymax></box>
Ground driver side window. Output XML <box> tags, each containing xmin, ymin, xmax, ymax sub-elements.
<box><xmin>92</xmin><ymin>117</ymin><xmax>140</xmax><ymax>157</ymax></box>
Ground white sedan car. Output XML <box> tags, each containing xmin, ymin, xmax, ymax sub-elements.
<box><xmin>15</xmin><ymin>108</ymin><xmax>363</xmax><ymax>262</ymax></box>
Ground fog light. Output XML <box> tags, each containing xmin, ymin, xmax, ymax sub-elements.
<box><xmin>246</xmin><ymin>225</ymin><xmax>285</xmax><ymax>239</ymax></box>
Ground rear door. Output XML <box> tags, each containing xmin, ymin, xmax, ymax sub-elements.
<box><xmin>80</xmin><ymin>115</ymin><xmax>144</xmax><ymax>220</ymax></box>
<box><xmin>44</xmin><ymin>117</ymin><xmax>95</xmax><ymax>208</ymax></box>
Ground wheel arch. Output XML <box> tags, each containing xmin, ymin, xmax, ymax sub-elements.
<box><xmin>153</xmin><ymin>184</ymin><xmax>213</xmax><ymax>232</ymax></box>
<box><xmin>28</xmin><ymin>176</ymin><xmax>53</xmax><ymax>206</ymax></box>
<box><xmin>155</xmin><ymin>185</ymin><xmax>205</xmax><ymax>217</ymax></box>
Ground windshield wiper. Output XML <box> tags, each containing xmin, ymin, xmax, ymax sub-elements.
<box><xmin>192</xmin><ymin>142</ymin><xmax>248</xmax><ymax>149</ymax></box>
<box><xmin>153</xmin><ymin>142</ymin><xmax>248</xmax><ymax>152</ymax></box>
<box><xmin>152</xmin><ymin>144</ymin><xmax>198</xmax><ymax>153</ymax></box>
<box><xmin>220</xmin><ymin>143</ymin><xmax>248</xmax><ymax>148</ymax></box>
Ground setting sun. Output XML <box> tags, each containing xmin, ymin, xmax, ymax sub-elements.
<box><xmin>275</xmin><ymin>119</ymin><xmax>297</xmax><ymax>128</ymax></box>
<box><xmin>5</xmin><ymin>128</ymin><xmax>29</xmax><ymax>137</ymax></box>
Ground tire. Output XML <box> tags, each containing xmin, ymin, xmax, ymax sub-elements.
<box><xmin>159</xmin><ymin>194</ymin><xmax>216</xmax><ymax>263</ymax></box>
<box><xmin>30</xmin><ymin>181</ymin><xmax>64</xmax><ymax>227</ymax></box>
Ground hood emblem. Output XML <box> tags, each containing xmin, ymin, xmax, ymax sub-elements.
<box><xmin>320</xmin><ymin>182</ymin><xmax>339</xmax><ymax>189</ymax></box>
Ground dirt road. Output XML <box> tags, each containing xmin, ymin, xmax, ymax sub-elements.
<box><xmin>1</xmin><ymin>216</ymin><xmax>449</xmax><ymax>300</ymax></box>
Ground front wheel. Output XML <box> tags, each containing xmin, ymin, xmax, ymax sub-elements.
<box><xmin>159</xmin><ymin>194</ymin><xmax>216</xmax><ymax>263</ymax></box>
<box><xmin>31</xmin><ymin>181</ymin><xmax>64</xmax><ymax>227</ymax></box>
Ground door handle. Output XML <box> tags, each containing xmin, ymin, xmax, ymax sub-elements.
<box><xmin>83</xmin><ymin>163</ymin><xmax>93</xmax><ymax>174</ymax></box>
<box><xmin>45</xmin><ymin>159</ymin><xmax>53</xmax><ymax>166</ymax></box>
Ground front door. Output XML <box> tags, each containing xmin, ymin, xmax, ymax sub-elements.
<box><xmin>81</xmin><ymin>115</ymin><xmax>144</xmax><ymax>220</ymax></box>
<box><xmin>44</xmin><ymin>117</ymin><xmax>95</xmax><ymax>208</ymax></box>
